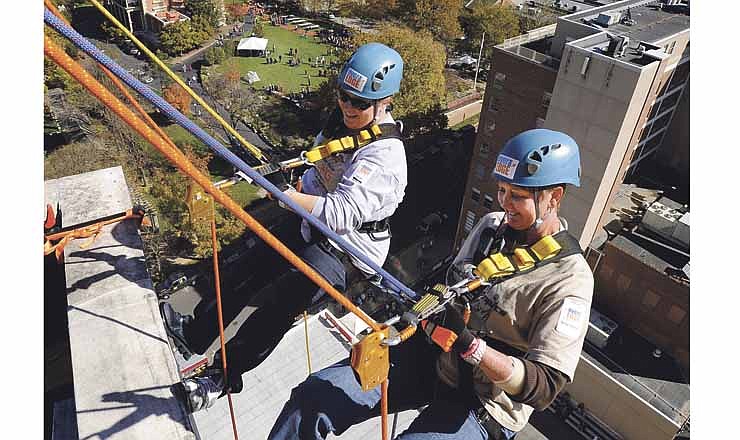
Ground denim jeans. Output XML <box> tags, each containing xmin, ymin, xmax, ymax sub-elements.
<box><xmin>268</xmin><ymin>334</ymin><xmax>517</xmax><ymax>440</ymax></box>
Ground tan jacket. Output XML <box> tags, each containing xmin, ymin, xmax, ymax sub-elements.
<box><xmin>438</xmin><ymin>212</ymin><xmax>594</xmax><ymax>431</ymax></box>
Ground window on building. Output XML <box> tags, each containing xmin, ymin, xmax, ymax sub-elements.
<box><xmin>471</xmin><ymin>187</ymin><xmax>481</xmax><ymax>203</ymax></box>
<box><xmin>642</xmin><ymin>290</ymin><xmax>660</xmax><ymax>309</ymax></box>
<box><xmin>647</xmin><ymin>102</ymin><xmax>662</xmax><ymax>121</ymax></box>
<box><xmin>483</xmin><ymin>194</ymin><xmax>494</xmax><ymax>209</ymax></box>
<box><xmin>475</xmin><ymin>164</ymin><xmax>486</xmax><ymax>180</ymax></box>
<box><xmin>616</xmin><ymin>274</ymin><xmax>631</xmax><ymax>291</ymax></box>
<box><xmin>479</xmin><ymin>143</ymin><xmax>491</xmax><ymax>157</ymax></box>
<box><xmin>464</xmin><ymin>210</ymin><xmax>476</xmax><ymax>232</ymax></box>
<box><xmin>541</xmin><ymin>92</ymin><xmax>552</xmax><ymax>109</ymax></box>
<box><xmin>486</xmin><ymin>120</ymin><xmax>496</xmax><ymax>134</ymax></box>
<box><xmin>667</xmin><ymin>305</ymin><xmax>686</xmax><ymax>325</ymax></box>
<box><xmin>489</xmin><ymin>96</ymin><xmax>502</xmax><ymax>113</ymax></box>
<box><xmin>599</xmin><ymin>264</ymin><xmax>614</xmax><ymax>281</ymax></box>
<box><xmin>493</xmin><ymin>72</ymin><xmax>506</xmax><ymax>90</ymax></box>
<box><xmin>580</xmin><ymin>56</ymin><xmax>591</xmax><ymax>77</ymax></box>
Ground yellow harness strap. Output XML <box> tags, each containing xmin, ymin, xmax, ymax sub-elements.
<box><xmin>303</xmin><ymin>125</ymin><xmax>383</xmax><ymax>163</ymax></box>
<box><xmin>475</xmin><ymin>234</ymin><xmax>563</xmax><ymax>281</ymax></box>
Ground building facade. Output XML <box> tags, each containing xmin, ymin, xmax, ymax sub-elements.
<box><xmin>104</xmin><ymin>0</ymin><xmax>192</xmax><ymax>33</ymax></box>
<box><xmin>454</xmin><ymin>0</ymin><xmax>690</xmax><ymax>251</ymax></box>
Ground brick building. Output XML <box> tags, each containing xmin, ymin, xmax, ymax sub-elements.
<box><xmin>454</xmin><ymin>0</ymin><xmax>690</xmax><ymax>251</ymax></box>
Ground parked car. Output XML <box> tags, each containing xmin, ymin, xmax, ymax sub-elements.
<box><xmin>159</xmin><ymin>271</ymin><xmax>197</xmax><ymax>297</ymax></box>
<box><xmin>143</xmin><ymin>76</ymin><xmax>154</xmax><ymax>84</ymax></box>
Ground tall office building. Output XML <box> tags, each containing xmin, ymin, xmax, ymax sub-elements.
<box><xmin>454</xmin><ymin>0</ymin><xmax>689</xmax><ymax>251</ymax></box>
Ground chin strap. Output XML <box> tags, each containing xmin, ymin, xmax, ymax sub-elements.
<box><xmin>531</xmin><ymin>189</ymin><xmax>544</xmax><ymax>230</ymax></box>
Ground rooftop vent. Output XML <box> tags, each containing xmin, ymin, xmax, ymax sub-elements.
<box><xmin>607</xmin><ymin>35</ymin><xmax>630</xmax><ymax>57</ymax></box>
<box><xmin>587</xmin><ymin>309</ymin><xmax>618</xmax><ymax>349</ymax></box>
<box><xmin>641</xmin><ymin>199</ymin><xmax>690</xmax><ymax>249</ymax></box>
<box><xmin>595</xmin><ymin>11</ymin><xmax>622</xmax><ymax>27</ymax></box>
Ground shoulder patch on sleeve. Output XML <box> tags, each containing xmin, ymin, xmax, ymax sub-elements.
<box><xmin>555</xmin><ymin>297</ymin><xmax>588</xmax><ymax>338</ymax></box>
<box><xmin>350</xmin><ymin>161</ymin><xmax>378</xmax><ymax>184</ymax></box>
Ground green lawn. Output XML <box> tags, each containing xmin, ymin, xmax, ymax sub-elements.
<box><xmin>162</xmin><ymin>123</ymin><xmax>199</xmax><ymax>148</ymax></box>
<box><xmin>450</xmin><ymin>113</ymin><xmax>481</xmax><ymax>130</ymax></box>
<box><xmin>215</xmin><ymin>24</ymin><xmax>339</xmax><ymax>93</ymax></box>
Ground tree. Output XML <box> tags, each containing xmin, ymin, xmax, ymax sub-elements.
<box><xmin>186</xmin><ymin>0</ymin><xmax>221</xmax><ymax>28</ymax></box>
<box><xmin>190</xmin><ymin>15</ymin><xmax>215</xmax><ymax>39</ymax></box>
<box><xmin>354</xmin><ymin>24</ymin><xmax>447</xmax><ymax>135</ymax></box>
<box><xmin>163</xmin><ymin>83</ymin><xmax>193</xmax><ymax>116</ymax></box>
<box><xmin>226</xmin><ymin>3</ymin><xmax>250</xmax><ymax>22</ymax></box>
<box><xmin>460</xmin><ymin>3</ymin><xmax>520</xmax><ymax>61</ymax></box>
<box><xmin>519</xmin><ymin>7</ymin><xmax>558</xmax><ymax>33</ymax></box>
<box><xmin>253</xmin><ymin>18</ymin><xmax>264</xmax><ymax>37</ymax></box>
<box><xmin>300</xmin><ymin>0</ymin><xmax>324</xmax><ymax>15</ymax></box>
<box><xmin>336</xmin><ymin>0</ymin><xmax>397</xmax><ymax>20</ymax></box>
<box><xmin>102</xmin><ymin>21</ymin><xmax>129</xmax><ymax>45</ymax></box>
<box><xmin>398</xmin><ymin>0</ymin><xmax>462</xmax><ymax>43</ymax></box>
<box><xmin>160</xmin><ymin>21</ymin><xmax>202</xmax><ymax>55</ymax></box>
<box><xmin>204</xmin><ymin>46</ymin><xmax>227</xmax><ymax>65</ymax></box>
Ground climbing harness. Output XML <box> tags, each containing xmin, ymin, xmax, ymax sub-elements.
<box><xmin>387</xmin><ymin>230</ymin><xmax>583</xmax><ymax>346</ymax></box>
<box><xmin>474</xmin><ymin>230</ymin><xmax>582</xmax><ymax>281</ymax></box>
<box><xmin>44</xmin><ymin>30</ymin><xmax>397</xmax><ymax>439</ymax></box>
<box><xmin>44</xmin><ymin>9</ymin><xmax>418</xmax><ymax>304</ymax></box>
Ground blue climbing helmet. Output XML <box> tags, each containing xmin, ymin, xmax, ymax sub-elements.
<box><xmin>493</xmin><ymin>129</ymin><xmax>581</xmax><ymax>187</ymax></box>
<box><xmin>337</xmin><ymin>43</ymin><xmax>404</xmax><ymax>100</ymax></box>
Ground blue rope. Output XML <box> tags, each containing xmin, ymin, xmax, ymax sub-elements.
<box><xmin>44</xmin><ymin>9</ymin><xmax>419</xmax><ymax>301</ymax></box>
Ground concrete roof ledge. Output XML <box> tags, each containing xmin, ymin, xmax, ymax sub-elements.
<box><xmin>46</xmin><ymin>167</ymin><xmax>195</xmax><ymax>440</ymax></box>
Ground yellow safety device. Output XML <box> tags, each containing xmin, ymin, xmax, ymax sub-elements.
<box><xmin>351</xmin><ymin>327</ymin><xmax>391</xmax><ymax>391</ymax></box>
<box><xmin>475</xmin><ymin>234</ymin><xmax>563</xmax><ymax>281</ymax></box>
<box><xmin>185</xmin><ymin>182</ymin><xmax>214</xmax><ymax>223</ymax></box>
<box><xmin>304</xmin><ymin>125</ymin><xmax>383</xmax><ymax>163</ymax></box>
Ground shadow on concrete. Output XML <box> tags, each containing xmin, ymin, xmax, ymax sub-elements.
<box><xmin>68</xmin><ymin>305</ymin><xmax>168</xmax><ymax>345</ymax></box>
<box><xmin>66</xmin><ymin>249</ymin><xmax>150</xmax><ymax>292</ymax></box>
<box><xmin>77</xmin><ymin>384</ymin><xmax>189</xmax><ymax>440</ymax></box>
<box><xmin>317</xmin><ymin>314</ymin><xmax>353</xmax><ymax>352</ymax></box>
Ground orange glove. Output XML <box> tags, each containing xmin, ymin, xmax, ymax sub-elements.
<box><xmin>421</xmin><ymin>304</ymin><xmax>475</xmax><ymax>353</ymax></box>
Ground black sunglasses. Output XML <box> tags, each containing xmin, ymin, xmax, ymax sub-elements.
<box><xmin>336</xmin><ymin>89</ymin><xmax>374</xmax><ymax>110</ymax></box>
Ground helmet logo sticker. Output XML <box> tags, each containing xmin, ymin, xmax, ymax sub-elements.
<box><xmin>494</xmin><ymin>154</ymin><xmax>519</xmax><ymax>179</ymax></box>
<box><xmin>343</xmin><ymin>68</ymin><xmax>368</xmax><ymax>93</ymax></box>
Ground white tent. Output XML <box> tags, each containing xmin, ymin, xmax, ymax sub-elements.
<box><xmin>237</xmin><ymin>37</ymin><xmax>268</xmax><ymax>56</ymax></box>
<box><xmin>244</xmin><ymin>71</ymin><xmax>261</xmax><ymax>84</ymax></box>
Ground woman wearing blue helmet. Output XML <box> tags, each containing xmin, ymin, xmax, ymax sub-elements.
<box><xmin>267</xmin><ymin>129</ymin><xmax>593</xmax><ymax>440</ymax></box>
<box><xmin>161</xmin><ymin>43</ymin><xmax>409</xmax><ymax>413</ymax></box>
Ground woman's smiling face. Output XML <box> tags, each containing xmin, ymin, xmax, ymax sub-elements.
<box><xmin>496</xmin><ymin>181</ymin><xmax>537</xmax><ymax>230</ymax></box>
<box><xmin>336</xmin><ymin>89</ymin><xmax>376</xmax><ymax>129</ymax></box>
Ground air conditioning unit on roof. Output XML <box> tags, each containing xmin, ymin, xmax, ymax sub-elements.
<box><xmin>586</xmin><ymin>308</ymin><xmax>618</xmax><ymax>349</ymax></box>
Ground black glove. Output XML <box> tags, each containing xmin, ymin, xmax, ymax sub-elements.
<box><xmin>421</xmin><ymin>303</ymin><xmax>475</xmax><ymax>354</ymax></box>
<box><xmin>265</xmin><ymin>170</ymin><xmax>292</xmax><ymax>193</ymax></box>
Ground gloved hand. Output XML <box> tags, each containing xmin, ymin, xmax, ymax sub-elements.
<box><xmin>265</xmin><ymin>170</ymin><xmax>293</xmax><ymax>194</ymax></box>
<box><xmin>265</xmin><ymin>171</ymin><xmax>298</xmax><ymax>204</ymax></box>
<box><xmin>421</xmin><ymin>303</ymin><xmax>475</xmax><ymax>354</ymax></box>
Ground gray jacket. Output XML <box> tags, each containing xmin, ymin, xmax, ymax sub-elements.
<box><xmin>299</xmin><ymin>113</ymin><xmax>407</xmax><ymax>274</ymax></box>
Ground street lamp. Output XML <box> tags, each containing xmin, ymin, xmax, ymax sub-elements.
<box><xmin>473</xmin><ymin>32</ymin><xmax>485</xmax><ymax>92</ymax></box>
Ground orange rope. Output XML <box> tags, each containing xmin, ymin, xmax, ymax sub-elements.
<box><xmin>44</xmin><ymin>208</ymin><xmax>145</xmax><ymax>261</ymax></box>
<box><xmin>45</xmin><ymin>33</ymin><xmax>388</xmax><ymax>438</ymax></box>
<box><xmin>211</xmin><ymin>211</ymin><xmax>239</xmax><ymax>439</ymax></box>
<box><xmin>381</xmin><ymin>380</ymin><xmax>389</xmax><ymax>440</ymax></box>
<box><xmin>43</xmin><ymin>34</ymin><xmax>381</xmax><ymax>333</ymax></box>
